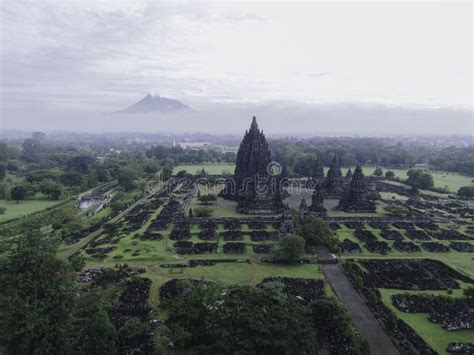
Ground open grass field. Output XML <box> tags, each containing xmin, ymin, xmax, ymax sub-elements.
<box><xmin>376</xmin><ymin>168</ymin><xmax>473</xmax><ymax>193</ymax></box>
<box><xmin>0</xmin><ymin>199</ymin><xmax>63</xmax><ymax>222</ymax></box>
<box><xmin>380</xmin><ymin>288</ymin><xmax>473</xmax><ymax>354</ymax></box>
<box><xmin>338</xmin><ymin>167</ymin><xmax>472</xmax><ymax>193</ymax></box>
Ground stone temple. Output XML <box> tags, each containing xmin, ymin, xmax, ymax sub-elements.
<box><xmin>323</xmin><ymin>154</ymin><xmax>343</xmax><ymax>197</ymax></box>
<box><xmin>309</xmin><ymin>186</ymin><xmax>327</xmax><ymax>216</ymax></box>
<box><xmin>221</xmin><ymin>116</ymin><xmax>284</xmax><ymax>214</ymax></box>
<box><xmin>312</xmin><ymin>156</ymin><xmax>325</xmax><ymax>182</ymax></box>
<box><xmin>337</xmin><ymin>165</ymin><xmax>376</xmax><ymax>212</ymax></box>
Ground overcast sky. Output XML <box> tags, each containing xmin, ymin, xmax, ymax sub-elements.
<box><xmin>0</xmin><ymin>1</ymin><xmax>472</xmax><ymax>134</ymax></box>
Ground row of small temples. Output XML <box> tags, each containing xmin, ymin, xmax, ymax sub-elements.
<box><xmin>220</xmin><ymin>116</ymin><xmax>375</xmax><ymax>216</ymax></box>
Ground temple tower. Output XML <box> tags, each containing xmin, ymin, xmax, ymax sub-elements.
<box><xmin>323</xmin><ymin>154</ymin><xmax>343</xmax><ymax>197</ymax></box>
<box><xmin>309</xmin><ymin>186</ymin><xmax>327</xmax><ymax>216</ymax></box>
<box><xmin>221</xmin><ymin>116</ymin><xmax>284</xmax><ymax>214</ymax></box>
<box><xmin>337</xmin><ymin>165</ymin><xmax>376</xmax><ymax>212</ymax></box>
<box><xmin>312</xmin><ymin>156</ymin><xmax>325</xmax><ymax>181</ymax></box>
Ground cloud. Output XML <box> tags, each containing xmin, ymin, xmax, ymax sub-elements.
<box><xmin>0</xmin><ymin>1</ymin><xmax>472</xmax><ymax>134</ymax></box>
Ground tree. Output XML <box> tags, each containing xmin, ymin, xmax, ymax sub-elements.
<box><xmin>161</xmin><ymin>283</ymin><xmax>316</xmax><ymax>354</ymax></box>
<box><xmin>11</xmin><ymin>184</ymin><xmax>27</xmax><ymax>202</ymax></box>
<box><xmin>463</xmin><ymin>286</ymin><xmax>474</xmax><ymax>300</ymax></box>
<box><xmin>0</xmin><ymin>162</ymin><xmax>6</xmax><ymax>180</ymax></box>
<box><xmin>85</xmin><ymin>308</ymin><xmax>117</xmax><ymax>355</ymax></box>
<box><xmin>300</xmin><ymin>216</ymin><xmax>339</xmax><ymax>251</ymax></box>
<box><xmin>6</xmin><ymin>160</ymin><xmax>18</xmax><ymax>172</ymax></box>
<box><xmin>274</xmin><ymin>235</ymin><xmax>305</xmax><ymax>263</ymax></box>
<box><xmin>69</xmin><ymin>255</ymin><xmax>86</xmax><ymax>272</ymax></box>
<box><xmin>161</xmin><ymin>166</ymin><xmax>173</xmax><ymax>181</ymax></box>
<box><xmin>294</xmin><ymin>155</ymin><xmax>314</xmax><ymax>176</ymax></box>
<box><xmin>0</xmin><ymin>141</ymin><xmax>10</xmax><ymax>162</ymax></box>
<box><xmin>373</xmin><ymin>166</ymin><xmax>383</xmax><ymax>177</ymax></box>
<box><xmin>310</xmin><ymin>297</ymin><xmax>360</xmax><ymax>353</ymax></box>
<box><xmin>117</xmin><ymin>166</ymin><xmax>139</xmax><ymax>191</ymax></box>
<box><xmin>193</xmin><ymin>206</ymin><xmax>213</xmax><ymax>217</ymax></box>
<box><xmin>40</xmin><ymin>180</ymin><xmax>62</xmax><ymax>200</ymax></box>
<box><xmin>406</xmin><ymin>169</ymin><xmax>433</xmax><ymax>189</ymax></box>
<box><xmin>143</xmin><ymin>161</ymin><xmax>159</xmax><ymax>174</ymax></box>
<box><xmin>60</xmin><ymin>172</ymin><xmax>84</xmax><ymax>187</ymax></box>
<box><xmin>118</xmin><ymin>318</ymin><xmax>150</xmax><ymax>353</ymax></box>
<box><xmin>0</xmin><ymin>232</ymin><xmax>76</xmax><ymax>354</ymax></box>
<box><xmin>96</xmin><ymin>166</ymin><xmax>112</xmax><ymax>182</ymax></box>
<box><xmin>21</xmin><ymin>138</ymin><xmax>43</xmax><ymax>162</ymax></box>
<box><xmin>384</xmin><ymin>170</ymin><xmax>395</xmax><ymax>179</ymax></box>
<box><xmin>457</xmin><ymin>186</ymin><xmax>474</xmax><ymax>199</ymax></box>
<box><xmin>66</xmin><ymin>155</ymin><xmax>95</xmax><ymax>174</ymax></box>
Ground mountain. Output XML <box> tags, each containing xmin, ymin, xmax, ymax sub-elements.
<box><xmin>114</xmin><ymin>94</ymin><xmax>191</xmax><ymax>114</ymax></box>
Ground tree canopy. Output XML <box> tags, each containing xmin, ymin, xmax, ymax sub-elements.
<box><xmin>0</xmin><ymin>232</ymin><xmax>76</xmax><ymax>354</ymax></box>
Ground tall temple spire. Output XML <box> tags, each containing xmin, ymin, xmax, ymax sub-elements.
<box><xmin>323</xmin><ymin>153</ymin><xmax>343</xmax><ymax>197</ymax></box>
<box><xmin>337</xmin><ymin>165</ymin><xmax>375</xmax><ymax>212</ymax></box>
<box><xmin>331</xmin><ymin>153</ymin><xmax>339</xmax><ymax>168</ymax></box>
<box><xmin>220</xmin><ymin>115</ymin><xmax>284</xmax><ymax>214</ymax></box>
<box><xmin>345</xmin><ymin>168</ymin><xmax>353</xmax><ymax>181</ymax></box>
<box><xmin>309</xmin><ymin>185</ymin><xmax>327</xmax><ymax>216</ymax></box>
<box><xmin>250</xmin><ymin>116</ymin><xmax>259</xmax><ymax>131</ymax></box>
<box><xmin>312</xmin><ymin>156</ymin><xmax>324</xmax><ymax>181</ymax></box>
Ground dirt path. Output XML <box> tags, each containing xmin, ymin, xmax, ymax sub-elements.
<box><xmin>318</xmin><ymin>249</ymin><xmax>399</xmax><ymax>355</ymax></box>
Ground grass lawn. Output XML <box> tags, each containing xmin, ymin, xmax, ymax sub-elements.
<box><xmin>380</xmin><ymin>288</ymin><xmax>474</xmax><ymax>354</ymax></box>
<box><xmin>346</xmin><ymin>167</ymin><xmax>473</xmax><ymax>193</ymax></box>
<box><xmin>189</xmin><ymin>197</ymin><xmax>246</xmax><ymax>218</ymax></box>
<box><xmin>173</xmin><ymin>164</ymin><xmax>235</xmax><ymax>175</ymax></box>
<box><xmin>0</xmin><ymin>199</ymin><xmax>63</xmax><ymax>222</ymax></box>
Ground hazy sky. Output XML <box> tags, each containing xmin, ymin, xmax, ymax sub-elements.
<box><xmin>0</xmin><ymin>1</ymin><xmax>472</xmax><ymax>133</ymax></box>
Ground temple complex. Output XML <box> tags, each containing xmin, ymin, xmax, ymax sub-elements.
<box><xmin>323</xmin><ymin>154</ymin><xmax>343</xmax><ymax>197</ymax></box>
<box><xmin>221</xmin><ymin>116</ymin><xmax>284</xmax><ymax>214</ymax></box>
<box><xmin>337</xmin><ymin>165</ymin><xmax>376</xmax><ymax>212</ymax></box>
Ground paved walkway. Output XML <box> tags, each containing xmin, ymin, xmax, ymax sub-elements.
<box><xmin>318</xmin><ymin>250</ymin><xmax>399</xmax><ymax>355</ymax></box>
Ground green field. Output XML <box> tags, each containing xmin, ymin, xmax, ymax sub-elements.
<box><xmin>0</xmin><ymin>199</ymin><xmax>63</xmax><ymax>222</ymax></box>
<box><xmin>373</xmin><ymin>168</ymin><xmax>473</xmax><ymax>193</ymax></box>
<box><xmin>380</xmin><ymin>289</ymin><xmax>473</xmax><ymax>354</ymax></box>
<box><xmin>337</xmin><ymin>167</ymin><xmax>473</xmax><ymax>193</ymax></box>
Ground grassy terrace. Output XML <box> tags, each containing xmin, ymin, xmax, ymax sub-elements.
<box><xmin>79</xmin><ymin>217</ymin><xmax>325</xmax><ymax>290</ymax></box>
<box><xmin>72</xmin><ymin>182</ymin><xmax>326</xmax><ymax>300</ymax></box>
<box><xmin>379</xmin><ymin>288</ymin><xmax>474</xmax><ymax>354</ymax></box>
<box><xmin>338</xmin><ymin>224</ymin><xmax>474</xmax><ymax>354</ymax></box>
<box><xmin>336</xmin><ymin>225</ymin><xmax>474</xmax><ymax>278</ymax></box>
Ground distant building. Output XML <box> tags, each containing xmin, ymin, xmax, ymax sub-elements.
<box><xmin>177</xmin><ymin>142</ymin><xmax>211</xmax><ymax>150</ymax></box>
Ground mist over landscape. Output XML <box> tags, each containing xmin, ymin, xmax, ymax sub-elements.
<box><xmin>2</xmin><ymin>98</ymin><xmax>473</xmax><ymax>136</ymax></box>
